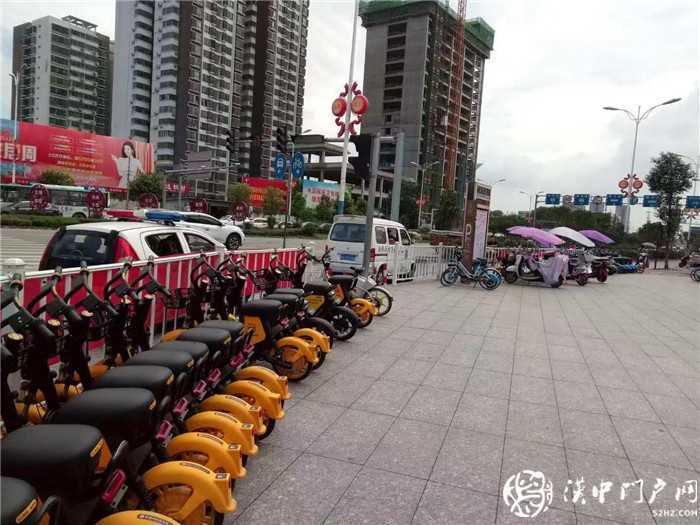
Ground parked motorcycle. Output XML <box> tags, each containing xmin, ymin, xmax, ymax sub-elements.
<box><xmin>504</xmin><ymin>252</ymin><xmax>568</xmax><ymax>288</ymax></box>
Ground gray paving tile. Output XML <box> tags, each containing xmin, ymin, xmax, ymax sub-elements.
<box><xmin>265</xmin><ymin>399</ymin><xmax>346</xmax><ymax>451</ymax></box>
<box><xmin>419</xmin><ymin>329</ymin><xmax>456</xmax><ymax>344</ymax></box>
<box><xmin>512</xmin><ymin>356</ymin><xmax>552</xmax><ymax>379</ymax></box>
<box><xmin>559</xmin><ymin>409</ymin><xmax>625</xmax><ymax>458</ymax></box>
<box><xmin>326</xmin><ymin>467</ymin><xmax>425</xmax><ymax>525</ymax></box>
<box><xmin>400</xmin><ymin>386</ymin><xmax>461</xmax><ymax>426</ymax></box>
<box><xmin>497</xmin><ymin>504</ymin><xmax>576</xmax><ymax>524</ymax></box>
<box><xmin>666</xmin><ymin>424</ymin><xmax>700</xmax><ymax>471</ymax></box>
<box><xmin>612</xmin><ymin>416</ymin><xmax>693</xmax><ymax>470</ymax></box>
<box><xmin>343</xmin><ymin>354</ymin><xmax>398</xmax><ymax>378</ymax></box>
<box><xmin>383</xmin><ymin>327</ymin><xmax>426</xmax><ymax>342</ymax></box>
<box><xmin>668</xmin><ymin>373</ymin><xmax>700</xmax><ymax>405</ymax></box>
<box><xmin>431</xmin><ymin>427</ymin><xmax>504</xmax><ymax>495</ymax></box>
<box><xmin>549</xmin><ymin>345</ymin><xmax>585</xmax><ymax>363</ymax></box>
<box><xmin>514</xmin><ymin>342</ymin><xmax>549</xmax><ymax>359</ymax></box>
<box><xmin>372</xmin><ymin>337</ymin><xmax>417</xmax><ymax>357</ymax></box>
<box><xmin>554</xmin><ymin>380</ymin><xmax>606</xmax><ymax>414</ymax></box>
<box><xmin>310</xmin><ymin>408</ymin><xmax>395</xmax><ymax>464</ymax></box>
<box><xmin>234</xmin><ymin>454</ymin><xmax>360</xmax><ymax>525</ymax></box>
<box><xmin>487</xmin><ymin>326</ymin><xmax>517</xmax><ymax>340</ymax></box>
<box><xmin>306</xmin><ymin>373</ymin><xmax>377</xmax><ymax>407</ymax></box>
<box><xmin>352</xmin><ymin>379</ymin><xmax>417</xmax><ymax>416</ymax></box>
<box><xmin>408</xmin><ymin>342</ymin><xmax>446</xmax><ymax>362</ymax></box>
<box><xmin>644</xmin><ymin>392</ymin><xmax>700</xmax><ymax>429</ymax></box>
<box><xmin>452</xmin><ymin>392</ymin><xmax>508</xmax><ymax>435</ymax></box>
<box><xmin>588</xmin><ymin>364</ymin><xmax>638</xmax><ymax>390</ymax></box>
<box><xmin>625</xmin><ymin>367</ymin><xmax>684</xmax><ymax>397</ymax></box>
<box><xmin>414</xmin><ymin>481</ymin><xmax>498</xmax><ymax>525</ymax></box>
<box><xmin>566</xmin><ymin>449</ymin><xmax>655</xmax><ymax>524</ymax></box>
<box><xmin>383</xmin><ymin>358</ymin><xmax>435</xmax><ymax>385</ymax></box>
<box><xmin>598</xmin><ymin>387</ymin><xmax>660</xmax><ymax>422</ymax></box>
<box><xmin>550</xmin><ymin>360</ymin><xmax>594</xmax><ymax>384</ymax></box>
<box><xmin>451</xmin><ymin>333</ymin><xmax>485</xmax><ymax>350</ymax></box>
<box><xmin>631</xmin><ymin>461</ymin><xmax>700</xmax><ymax>517</ymax></box>
<box><xmin>510</xmin><ymin>374</ymin><xmax>556</xmax><ymax>406</ymax></box>
<box><xmin>422</xmin><ymin>362</ymin><xmax>471</xmax><ymax>392</ymax></box>
<box><xmin>507</xmin><ymin>400</ymin><xmax>563</xmax><ymax>445</ymax></box>
<box><xmin>438</xmin><ymin>346</ymin><xmax>479</xmax><ymax>367</ymax></box>
<box><xmin>466</xmin><ymin>368</ymin><xmax>512</xmax><ymax>399</ymax></box>
<box><xmin>229</xmin><ymin>444</ymin><xmax>302</xmax><ymax>517</ymax></box>
<box><xmin>474</xmin><ymin>350</ymin><xmax>514</xmax><ymax>373</ymax></box>
<box><xmin>367</xmin><ymin>418</ymin><xmax>447</xmax><ymax>479</ymax></box>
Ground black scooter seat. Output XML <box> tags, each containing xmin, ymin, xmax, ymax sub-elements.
<box><xmin>196</xmin><ymin>321</ymin><xmax>242</xmax><ymax>339</ymax></box>
<box><xmin>303</xmin><ymin>281</ymin><xmax>332</xmax><ymax>295</ymax></box>
<box><xmin>240</xmin><ymin>300</ymin><xmax>282</xmax><ymax>324</ymax></box>
<box><xmin>271</xmin><ymin>287</ymin><xmax>304</xmax><ymax>297</ymax></box>
<box><xmin>1</xmin><ymin>424</ymin><xmax>104</xmax><ymax>499</ymax></box>
<box><xmin>151</xmin><ymin>340</ymin><xmax>210</xmax><ymax>363</ymax></box>
<box><xmin>264</xmin><ymin>293</ymin><xmax>302</xmax><ymax>309</ymax></box>
<box><xmin>95</xmin><ymin>365</ymin><xmax>173</xmax><ymax>401</ymax></box>
<box><xmin>328</xmin><ymin>275</ymin><xmax>354</xmax><ymax>287</ymax></box>
<box><xmin>52</xmin><ymin>388</ymin><xmax>156</xmax><ymax>448</ymax></box>
<box><xmin>124</xmin><ymin>349</ymin><xmax>194</xmax><ymax>377</ymax></box>
<box><xmin>1</xmin><ymin>477</ymin><xmax>40</xmax><ymax>524</ymax></box>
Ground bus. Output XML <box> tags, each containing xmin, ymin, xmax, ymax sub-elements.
<box><xmin>0</xmin><ymin>183</ymin><xmax>111</xmax><ymax>218</ymax></box>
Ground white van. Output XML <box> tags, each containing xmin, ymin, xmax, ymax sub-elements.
<box><xmin>327</xmin><ymin>215</ymin><xmax>415</xmax><ymax>279</ymax></box>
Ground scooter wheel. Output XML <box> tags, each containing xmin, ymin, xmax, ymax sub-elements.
<box><xmin>440</xmin><ymin>268</ymin><xmax>458</xmax><ymax>286</ymax></box>
<box><xmin>576</xmin><ymin>274</ymin><xmax>588</xmax><ymax>286</ymax></box>
<box><xmin>596</xmin><ymin>267</ymin><xmax>608</xmax><ymax>283</ymax></box>
<box><xmin>504</xmin><ymin>271</ymin><xmax>518</xmax><ymax>284</ymax></box>
<box><xmin>368</xmin><ymin>287</ymin><xmax>393</xmax><ymax>316</ymax></box>
<box><xmin>273</xmin><ymin>346</ymin><xmax>312</xmax><ymax>382</ymax></box>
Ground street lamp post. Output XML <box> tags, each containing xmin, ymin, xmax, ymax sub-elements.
<box><xmin>520</xmin><ymin>190</ymin><xmax>544</xmax><ymax>227</ymax></box>
<box><xmin>9</xmin><ymin>71</ymin><xmax>21</xmax><ymax>184</ymax></box>
<box><xmin>284</xmin><ymin>129</ymin><xmax>312</xmax><ymax>248</ymax></box>
<box><xmin>603</xmin><ymin>97</ymin><xmax>681</xmax><ymax>233</ymax></box>
<box><xmin>409</xmin><ymin>160</ymin><xmax>439</xmax><ymax>228</ymax></box>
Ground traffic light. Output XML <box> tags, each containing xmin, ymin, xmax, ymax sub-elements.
<box><xmin>225</xmin><ymin>129</ymin><xmax>236</xmax><ymax>154</ymax></box>
<box><xmin>276</xmin><ymin>127</ymin><xmax>288</xmax><ymax>155</ymax></box>
<box><xmin>349</xmin><ymin>134</ymin><xmax>372</xmax><ymax>180</ymax></box>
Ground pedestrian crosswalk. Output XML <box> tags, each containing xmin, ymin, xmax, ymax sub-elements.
<box><xmin>0</xmin><ymin>228</ymin><xmax>54</xmax><ymax>272</ymax></box>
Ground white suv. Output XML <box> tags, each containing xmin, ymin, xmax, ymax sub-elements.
<box><xmin>173</xmin><ymin>212</ymin><xmax>245</xmax><ymax>249</ymax></box>
<box><xmin>39</xmin><ymin>222</ymin><xmax>225</xmax><ymax>270</ymax></box>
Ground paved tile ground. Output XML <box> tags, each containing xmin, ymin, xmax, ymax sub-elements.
<box><xmin>228</xmin><ymin>272</ymin><xmax>699</xmax><ymax>525</ymax></box>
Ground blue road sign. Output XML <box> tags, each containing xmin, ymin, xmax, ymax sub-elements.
<box><xmin>291</xmin><ymin>152</ymin><xmax>305</xmax><ymax>179</ymax></box>
<box><xmin>643</xmin><ymin>195</ymin><xmax>660</xmax><ymax>207</ymax></box>
<box><xmin>606</xmin><ymin>194</ymin><xmax>623</xmax><ymax>206</ymax></box>
<box><xmin>630</xmin><ymin>196</ymin><xmax>639</xmax><ymax>205</ymax></box>
<box><xmin>573</xmin><ymin>194</ymin><xmax>590</xmax><ymax>206</ymax></box>
<box><xmin>545</xmin><ymin>193</ymin><xmax>560</xmax><ymax>205</ymax></box>
<box><xmin>274</xmin><ymin>153</ymin><xmax>287</xmax><ymax>179</ymax></box>
<box><xmin>687</xmin><ymin>195</ymin><xmax>700</xmax><ymax>209</ymax></box>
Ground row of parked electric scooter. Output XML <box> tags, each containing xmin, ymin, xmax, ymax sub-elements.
<box><xmin>0</xmin><ymin>246</ymin><xmax>392</xmax><ymax>525</ymax></box>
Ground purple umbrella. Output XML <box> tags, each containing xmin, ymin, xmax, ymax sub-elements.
<box><xmin>507</xmin><ymin>226</ymin><xmax>565</xmax><ymax>247</ymax></box>
<box><xmin>579</xmin><ymin>229</ymin><xmax>615</xmax><ymax>245</ymax></box>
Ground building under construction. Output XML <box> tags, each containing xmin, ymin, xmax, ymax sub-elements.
<box><xmin>359</xmin><ymin>0</ymin><xmax>494</xmax><ymax>213</ymax></box>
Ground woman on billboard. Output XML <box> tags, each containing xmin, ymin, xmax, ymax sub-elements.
<box><xmin>112</xmin><ymin>141</ymin><xmax>144</xmax><ymax>188</ymax></box>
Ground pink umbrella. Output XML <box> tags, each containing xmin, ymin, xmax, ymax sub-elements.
<box><xmin>579</xmin><ymin>229</ymin><xmax>615</xmax><ymax>245</ymax></box>
<box><xmin>507</xmin><ymin>226</ymin><xmax>566</xmax><ymax>247</ymax></box>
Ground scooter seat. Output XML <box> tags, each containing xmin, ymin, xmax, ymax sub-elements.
<box><xmin>1</xmin><ymin>477</ymin><xmax>40</xmax><ymax>525</ymax></box>
<box><xmin>124</xmin><ymin>349</ymin><xmax>194</xmax><ymax>378</ymax></box>
<box><xmin>271</xmin><ymin>287</ymin><xmax>304</xmax><ymax>297</ymax></box>
<box><xmin>303</xmin><ymin>281</ymin><xmax>333</xmax><ymax>295</ymax></box>
<box><xmin>240</xmin><ymin>300</ymin><xmax>282</xmax><ymax>324</ymax></box>
<box><xmin>1</xmin><ymin>424</ymin><xmax>104</xmax><ymax>499</ymax></box>
<box><xmin>265</xmin><ymin>293</ymin><xmax>302</xmax><ymax>309</ymax></box>
<box><xmin>197</xmin><ymin>321</ymin><xmax>243</xmax><ymax>339</ymax></box>
<box><xmin>94</xmin><ymin>365</ymin><xmax>173</xmax><ymax>401</ymax></box>
<box><xmin>151</xmin><ymin>340</ymin><xmax>210</xmax><ymax>365</ymax></box>
<box><xmin>52</xmin><ymin>388</ymin><xmax>156</xmax><ymax>448</ymax></box>
<box><xmin>328</xmin><ymin>275</ymin><xmax>354</xmax><ymax>287</ymax></box>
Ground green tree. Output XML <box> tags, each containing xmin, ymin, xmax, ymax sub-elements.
<box><xmin>262</xmin><ymin>187</ymin><xmax>285</xmax><ymax>216</ymax></box>
<box><xmin>646</xmin><ymin>152</ymin><xmax>694</xmax><ymax>268</ymax></box>
<box><xmin>637</xmin><ymin>221</ymin><xmax>664</xmax><ymax>245</ymax></box>
<box><xmin>398</xmin><ymin>180</ymin><xmax>418</xmax><ymax>228</ymax></box>
<box><xmin>128</xmin><ymin>173</ymin><xmax>163</xmax><ymax>199</ymax></box>
<box><xmin>228</xmin><ymin>183</ymin><xmax>252</xmax><ymax>205</ymax></box>
<box><xmin>315</xmin><ymin>195</ymin><xmax>335</xmax><ymax>223</ymax></box>
<box><xmin>435</xmin><ymin>191</ymin><xmax>458</xmax><ymax>230</ymax></box>
<box><xmin>39</xmin><ymin>169</ymin><xmax>74</xmax><ymax>186</ymax></box>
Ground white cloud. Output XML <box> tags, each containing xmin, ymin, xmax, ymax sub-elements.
<box><xmin>1</xmin><ymin>0</ymin><xmax>697</xmax><ymax>230</ymax></box>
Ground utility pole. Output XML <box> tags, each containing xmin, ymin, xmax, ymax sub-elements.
<box><xmin>390</xmin><ymin>131</ymin><xmax>404</xmax><ymax>221</ymax></box>
<box><xmin>362</xmin><ymin>133</ymin><xmax>381</xmax><ymax>272</ymax></box>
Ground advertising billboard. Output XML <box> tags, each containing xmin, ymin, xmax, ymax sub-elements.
<box><xmin>0</xmin><ymin>119</ymin><xmax>154</xmax><ymax>191</ymax></box>
<box><xmin>241</xmin><ymin>177</ymin><xmax>290</xmax><ymax>209</ymax></box>
<box><xmin>302</xmin><ymin>179</ymin><xmax>340</xmax><ymax>208</ymax></box>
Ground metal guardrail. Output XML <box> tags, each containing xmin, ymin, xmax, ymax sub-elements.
<box><xmin>384</xmin><ymin>244</ymin><xmax>460</xmax><ymax>283</ymax></box>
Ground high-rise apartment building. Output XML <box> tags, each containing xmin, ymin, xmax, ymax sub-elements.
<box><xmin>236</xmin><ymin>0</ymin><xmax>308</xmax><ymax>178</ymax></box>
<box><xmin>112</xmin><ymin>0</ymin><xmax>238</xmax><ymax>173</ymax></box>
<box><xmin>359</xmin><ymin>0</ymin><xmax>494</xmax><ymax>207</ymax></box>
<box><xmin>12</xmin><ymin>15</ymin><xmax>112</xmax><ymax>136</ymax></box>
<box><xmin>112</xmin><ymin>0</ymin><xmax>309</xmax><ymax>182</ymax></box>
